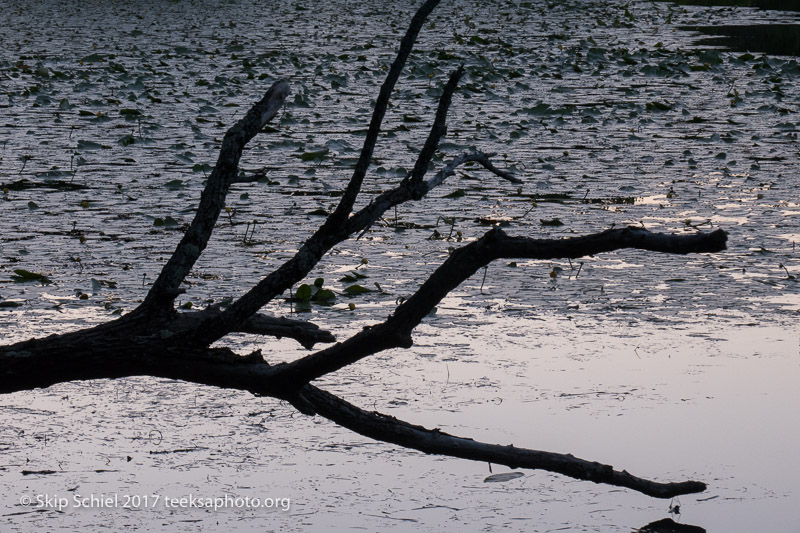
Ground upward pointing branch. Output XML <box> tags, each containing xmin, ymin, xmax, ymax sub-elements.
<box><xmin>143</xmin><ymin>80</ymin><xmax>289</xmax><ymax>311</ymax></box>
<box><xmin>324</xmin><ymin>0</ymin><xmax>441</xmax><ymax>228</ymax></box>
<box><xmin>408</xmin><ymin>65</ymin><xmax>464</xmax><ymax>189</ymax></box>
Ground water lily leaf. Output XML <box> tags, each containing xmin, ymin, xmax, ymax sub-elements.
<box><xmin>340</xmin><ymin>271</ymin><xmax>367</xmax><ymax>282</ymax></box>
<box><xmin>312</xmin><ymin>289</ymin><xmax>336</xmax><ymax>302</ymax></box>
<box><xmin>118</xmin><ymin>134</ymin><xmax>136</xmax><ymax>146</ymax></box>
<box><xmin>646</xmin><ymin>101</ymin><xmax>672</xmax><ymax>111</ymax></box>
<box><xmin>300</xmin><ymin>148</ymin><xmax>329</xmax><ymax>162</ymax></box>
<box><xmin>344</xmin><ymin>284</ymin><xmax>372</xmax><ymax>294</ymax></box>
<box><xmin>11</xmin><ymin>269</ymin><xmax>52</xmax><ymax>284</ymax></box>
<box><xmin>81</xmin><ymin>53</ymin><xmax>106</xmax><ymax>63</ymax></box>
<box><xmin>295</xmin><ymin>284</ymin><xmax>312</xmax><ymax>300</ymax></box>
<box><xmin>174</xmin><ymin>153</ymin><xmax>195</xmax><ymax>164</ymax></box>
<box><xmin>445</xmin><ymin>189</ymin><xmax>466</xmax><ymax>199</ymax></box>
<box><xmin>77</xmin><ymin>139</ymin><xmax>103</xmax><ymax>150</ymax></box>
<box><xmin>484</xmin><ymin>472</ymin><xmax>524</xmax><ymax>483</ymax></box>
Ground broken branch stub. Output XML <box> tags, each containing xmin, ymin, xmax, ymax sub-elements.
<box><xmin>259</xmin><ymin>81</ymin><xmax>289</xmax><ymax>129</ymax></box>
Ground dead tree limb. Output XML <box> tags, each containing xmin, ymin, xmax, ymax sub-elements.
<box><xmin>169</xmin><ymin>307</ymin><xmax>335</xmax><ymax>349</ymax></box>
<box><xmin>300</xmin><ymin>385</ymin><xmax>707</xmax><ymax>499</ymax></box>
<box><xmin>183</xmin><ymin>2</ymin><xmax>452</xmax><ymax>347</ymax></box>
<box><xmin>0</xmin><ymin>0</ymin><xmax>724</xmax><ymax>500</ymax></box>
<box><xmin>274</xmin><ymin>227</ymin><xmax>727</xmax><ymax>387</ymax></box>
<box><xmin>409</xmin><ymin>65</ymin><xmax>465</xmax><ymax>188</ymax></box>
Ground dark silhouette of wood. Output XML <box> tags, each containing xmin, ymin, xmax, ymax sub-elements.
<box><xmin>0</xmin><ymin>0</ymin><xmax>725</xmax><ymax>499</ymax></box>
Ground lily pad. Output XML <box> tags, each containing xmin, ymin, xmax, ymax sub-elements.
<box><xmin>295</xmin><ymin>284</ymin><xmax>312</xmax><ymax>300</ymax></box>
<box><xmin>484</xmin><ymin>472</ymin><xmax>524</xmax><ymax>483</ymax></box>
<box><xmin>344</xmin><ymin>284</ymin><xmax>372</xmax><ymax>295</ymax></box>
<box><xmin>300</xmin><ymin>148</ymin><xmax>329</xmax><ymax>162</ymax></box>
<box><xmin>11</xmin><ymin>269</ymin><xmax>52</xmax><ymax>284</ymax></box>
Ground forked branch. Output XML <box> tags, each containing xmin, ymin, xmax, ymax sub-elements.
<box><xmin>179</xmin><ymin>3</ymin><xmax>514</xmax><ymax>346</ymax></box>
<box><xmin>327</xmin><ymin>0</ymin><xmax>442</xmax><ymax>226</ymax></box>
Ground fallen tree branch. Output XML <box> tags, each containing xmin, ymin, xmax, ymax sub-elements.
<box><xmin>299</xmin><ymin>385</ymin><xmax>707</xmax><ymax>499</ymax></box>
<box><xmin>180</xmin><ymin>31</ymin><xmax>517</xmax><ymax>346</ymax></box>
<box><xmin>0</xmin><ymin>0</ymin><xmax>726</xmax><ymax>503</ymax></box>
<box><xmin>169</xmin><ymin>1</ymin><xmax>446</xmax><ymax>347</ymax></box>
<box><xmin>0</xmin><ymin>328</ymin><xmax>706</xmax><ymax>499</ymax></box>
<box><xmin>0</xmin><ymin>328</ymin><xmax>708</xmax><ymax>500</ymax></box>
<box><xmin>182</xmin><ymin>148</ymin><xmax>516</xmax><ymax>347</ymax></box>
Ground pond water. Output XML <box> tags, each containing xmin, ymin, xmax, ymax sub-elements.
<box><xmin>1</xmin><ymin>0</ymin><xmax>798</xmax><ymax>531</ymax></box>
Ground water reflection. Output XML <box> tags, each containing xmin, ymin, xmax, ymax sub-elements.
<box><xmin>637</xmin><ymin>518</ymin><xmax>705</xmax><ymax>532</ymax></box>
